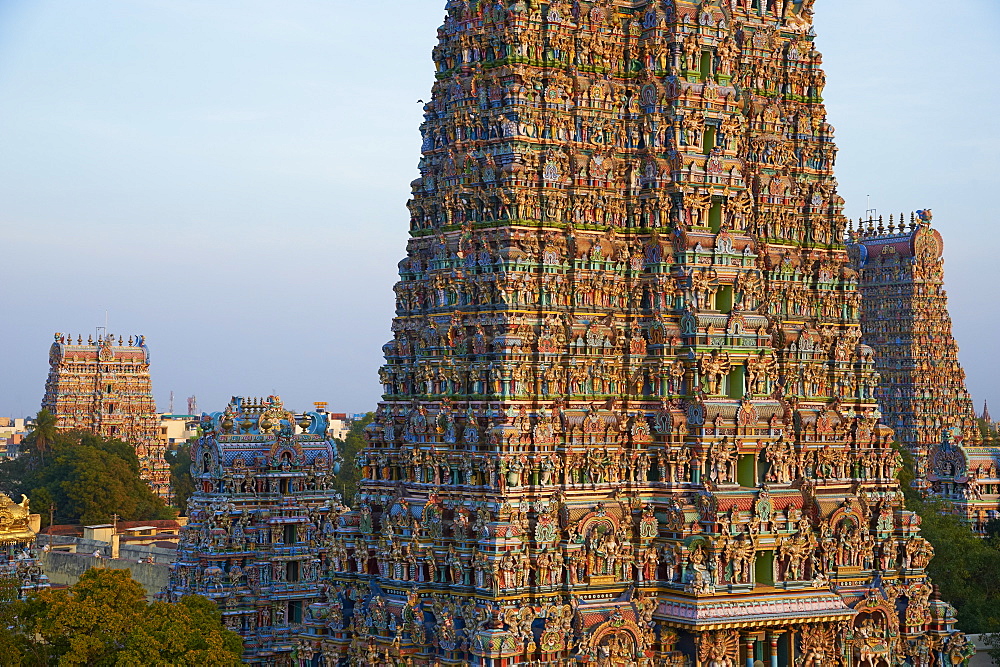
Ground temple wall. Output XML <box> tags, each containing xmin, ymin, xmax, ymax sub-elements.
<box><xmin>40</xmin><ymin>550</ymin><xmax>170</xmax><ymax>600</ymax></box>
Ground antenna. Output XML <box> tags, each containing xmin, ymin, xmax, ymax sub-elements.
<box><xmin>169</xmin><ymin>391</ymin><xmax>174</xmax><ymax>414</ymax></box>
<box><xmin>864</xmin><ymin>195</ymin><xmax>878</xmax><ymax>226</ymax></box>
<box><xmin>187</xmin><ymin>395</ymin><xmax>198</xmax><ymax>415</ymax></box>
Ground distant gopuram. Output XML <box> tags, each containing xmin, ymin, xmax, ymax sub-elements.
<box><xmin>306</xmin><ymin>1</ymin><xmax>971</xmax><ymax>665</ymax></box>
<box><xmin>42</xmin><ymin>332</ymin><xmax>169</xmax><ymax>499</ymax></box>
<box><xmin>849</xmin><ymin>212</ymin><xmax>999</xmax><ymax>530</ymax></box>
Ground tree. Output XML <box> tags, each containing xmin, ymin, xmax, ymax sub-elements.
<box><xmin>911</xmin><ymin>498</ymin><xmax>1000</xmax><ymax>632</ymax></box>
<box><xmin>15</xmin><ymin>568</ymin><xmax>243</xmax><ymax>665</ymax></box>
<box><xmin>166</xmin><ymin>441</ymin><xmax>195</xmax><ymax>516</ymax></box>
<box><xmin>0</xmin><ymin>430</ymin><xmax>174</xmax><ymax>525</ymax></box>
<box><xmin>333</xmin><ymin>413</ymin><xmax>374</xmax><ymax>507</ymax></box>
<box><xmin>27</xmin><ymin>409</ymin><xmax>57</xmax><ymax>467</ymax></box>
<box><xmin>29</xmin><ymin>487</ymin><xmax>54</xmax><ymax>529</ymax></box>
<box><xmin>0</xmin><ymin>576</ymin><xmax>29</xmax><ymax>664</ymax></box>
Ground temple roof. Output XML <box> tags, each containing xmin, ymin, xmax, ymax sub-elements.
<box><xmin>654</xmin><ymin>588</ymin><xmax>854</xmax><ymax>630</ymax></box>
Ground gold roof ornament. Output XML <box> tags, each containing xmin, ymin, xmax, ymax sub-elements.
<box><xmin>0</xmin><ymin>494</ymin><xmax>35</xmax><ymax>545</ymax></box>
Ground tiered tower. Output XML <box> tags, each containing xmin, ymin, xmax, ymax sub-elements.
<box><xmin>42</xmin><ymin>332</ymin><xmax>169</xmax><ymax>499</ymax></box>
<box><xmin>307</xmin><ymin>1</ymin><xmax>970</xmax><ymax>665</ymax></box>
<box><xmin>849</xmin><ymin>212</ymin><xmax>999</xmax><ymax>530</ymax></box>
<box><xmin>163</xmin><ymin>396</ymin><xmax>342</xmax><ymax>664</ymax></box>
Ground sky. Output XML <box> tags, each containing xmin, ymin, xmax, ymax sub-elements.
<box><xmin>0</xmin><ymin>0</ymin><xmax>997</xmax><ymax>417</ymax></box>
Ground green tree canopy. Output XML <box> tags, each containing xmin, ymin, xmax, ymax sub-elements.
<box><xmin>333</xmin><ymin>412</ymin><xmax>373</xmax><ymax>507</ymax></box>
<box><xmin>5</xmin><ymin>568</ymin><xmax>243</xmax><ymax>665</ymax></box>
<box><xmin>166</xmin><ymin>440</ymin><xmax>195</xmax><ymax>516</ymax></box>
<box><xmin>30</xmin><ymin>409</ymin><xmax>57</xmax><ymax>467</ymax></box>
<box><xmin>0</xmin><ymin>424</ymin><xmax>174</xmax><ymax>525</ymax></box>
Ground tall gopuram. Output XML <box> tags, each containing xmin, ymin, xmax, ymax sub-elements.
<box><xmin>41</xmin><ymin>332</ymin><xmax>170</xmax><ymax>499</ymax></box>
<box><xmin>162</xmin><ymin>396</ymin><xmax>342</xmax><ymax>664</ymax></box>
<box><xmin>849</xmin><ymin>212</ymin><xmax>1000</xmax><ymax>531</ymax></box>
<box><xmin>311</xmin><ymin>1</ymin><xmax>971</xmax><ymax>665</ymax></box>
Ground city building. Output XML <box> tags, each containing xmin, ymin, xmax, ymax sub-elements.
<box><xmin>849</xmin><ymin>213</ymin><xmax>1000</xmax><ymax>530</ymax></box>
<box><xmin>327</xmin><ymin>415</ymin><xmax>350</xmax><ymax>441</ymax></box>
<box><xmin>304</xmin><ymin>1</ymin><xmax>971</xmax><ymax>665</ymax></box>
<box><xmin>158</xmin><ymin>413</ymin><xmax>200</xmax><ymax>449</ymax></box>
<box><xmin>163</xmin><ymin>396</ymin><xmax>342</xmax><ymax>664</ymax></box>
<box><xmin>41</xmin><ymin>332</ymin><xmax>170</xmax><ymax>499</ymax></box>
<box><xmin>312</xmin><ymin>403</ymin><xmax>351</xmax><ymax>441</ymax></box>
<box><xmin>40</xmin><ymin>519</ymin><xmax>184</xmax><ymax>562</ymax></box>
<box><xmin>0</xmin><ymin>418</ymin><xmax>30</xmax><ymax>458</ymax></box>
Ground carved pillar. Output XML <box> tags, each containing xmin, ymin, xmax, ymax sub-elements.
<box><xmin>743</xmin><ymin>634</ymin><xmax>756</xmax><ymax>667</ymax></box>
<box><xmin>767</xmin><ymin>630</ymin><xmax>784</xmax><ymax>667</ymax></box>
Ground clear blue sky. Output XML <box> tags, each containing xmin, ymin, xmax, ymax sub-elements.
<box><xmin>0</xmin><ymin>0</ymin><xmax>997</xmax><ymax>417</ymax></box>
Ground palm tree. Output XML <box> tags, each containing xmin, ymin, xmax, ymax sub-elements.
<box><xmin>31</xmin><ymin>409</ymin><xmax>58</xmax><ymax>466</ymax></box>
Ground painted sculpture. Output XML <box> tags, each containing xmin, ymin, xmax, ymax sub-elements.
<box><xmin>0</xmin><ymin>494</ymin><xmax>49</xmax><ymax>600</ymax></box>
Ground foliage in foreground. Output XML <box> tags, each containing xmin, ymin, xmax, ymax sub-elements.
<box><xmin>0</xmin><ymin>568</ymin><xmax>243</xmax><ymax>665</ymax></box>
<box><xmin>0</xmin><ymin>410</ymin><xmax>174</xmax><ymax>525</ymax></box>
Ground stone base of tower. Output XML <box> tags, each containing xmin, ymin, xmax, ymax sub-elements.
<box><xmin>298</xmin><ymin>582</ymin><xmax>973</xmax><ymax>666</ymax></box>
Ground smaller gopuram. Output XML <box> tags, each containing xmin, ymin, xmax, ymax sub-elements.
<box><xmin>163</xmin><ymin>396</ymin><xmax>342</xmax><ymax>665</ymax></box>
<box><xmin>0</xmin><ymin>493</ymin><xmax>49</xmax><ymax>599</ymax></box>
<box><xmin>41</xmin><ymin>332</ymin><xmax>169</xmax><ymax>499</ymax></box>
<box><xmin>848</xmin><ymin>211</ymin><xmax>999</xmax><ymax>528</ymax></box>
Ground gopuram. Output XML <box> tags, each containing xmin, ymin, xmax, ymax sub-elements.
<box><xmin>162</xmin><ymin>396</ymin><xmax>343</xmax><ymax>664</ymax></box>
<box><xmin>41</xmin><ymin>332</ymin><xmax>169</xmax><ymax>499</ymax></box>
<box><xmin>849</xmin><ymin>212</ymin><xmax>999</xmax><ymax>531</ymax></box>
<box><xmin>305</xmin><ymin>0</ymin><xmax>971</xmax><ymax>665</ymax></box>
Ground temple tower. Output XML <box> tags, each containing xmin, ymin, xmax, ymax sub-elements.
<box><xmin>41</xmin><ymin>332</ymin><xmax>169</xmax><ymax>499</ymax></box>
<box><xmin>310</xmin><ymin>1</ymin><xmax>970</xmax><ymax>665</ymax></box>
<box><xmin>849</xmin><ymin>212</ymin><xmax>999</xmax><ymax>530</ymax></box>
<box><xmin>163</xmin><ymin>396</ymin><xmax>342</xmax><ymax>664</ymax></box>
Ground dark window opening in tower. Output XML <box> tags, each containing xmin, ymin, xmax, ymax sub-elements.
<box><xmin>703</xmin><ymin>125</ymin><xmax>717</xmax><ymax>156</ymax></box>
<box><xmin>709</xmin><ymin>198</ymin><xmax>723</xmax><ymax>232</ymax></box>
<box><xmin>715</xmin><ymin>285</ymin><xmax>734</xmax><ymax>313</ymax></box>
<box><xmin>700</xmin><ymin>51</ymin><xmax>712</xmax><ymax>81</ymax></box>
<box><xmin>727</xmin><ymin>365</ymin><xmax>746</xmax><ymax>399</ymax></box>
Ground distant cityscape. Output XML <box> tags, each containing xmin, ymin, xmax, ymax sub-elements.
<box><xmin>0</xmin><ymin>406</ymin><xmax>363</xmax><ymax>458</ymax></box>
